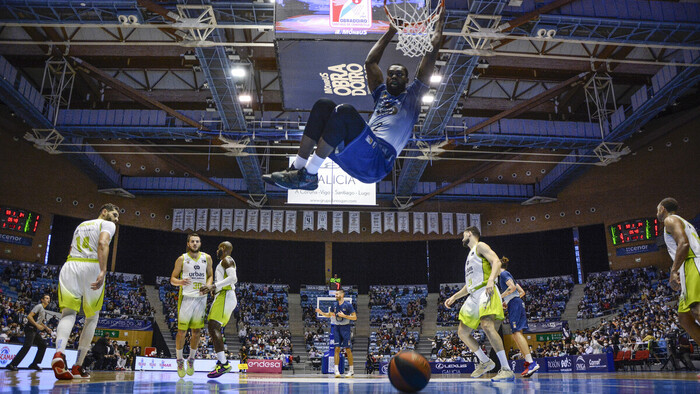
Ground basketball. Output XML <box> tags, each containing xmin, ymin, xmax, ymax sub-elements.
<box><xmin>388</xmin><ymin>350</ymin><xmax>431</xmax><ymax>393</ymax></box>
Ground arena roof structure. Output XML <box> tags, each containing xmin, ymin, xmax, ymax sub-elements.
<box><xmin>1</xmin><ymin>0</ymin><xmax>699</xmax><ymax>208</ymax></box>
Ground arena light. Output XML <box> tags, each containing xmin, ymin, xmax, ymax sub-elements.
<box><xmin>238</xmin><ymin>94</ymin><xmax>252</xmax><ymax>103</ymax></box>
<box><xmin>430</xmin><ymin>74</ymin><xmax>442</xmax><ymax>83</ymax></box>
<box><xmin>421</xmin><ymin>94</ymin><xmax>435</xmax><ymax>104</ymax></box>
<box><xmin>231</xmin><ymin>66</ymin><xmax>247</xmax><ymax>78</ymax></box>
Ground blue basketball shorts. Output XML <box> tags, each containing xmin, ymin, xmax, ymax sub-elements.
<box><xmin>507</xmin><ymin>297</ymin><xmax>529</xmax><ymax>333</ymax></box>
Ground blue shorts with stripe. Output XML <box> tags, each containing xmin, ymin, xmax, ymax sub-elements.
<box><xmin>507</xmin><ymin>297</ymin><xmax>529</xmax><ymax>333</ymax></box>
<box><xmin>332</xmin><ymin>324</ymin><xmax>352</xmax><ymax>348</ymax></box>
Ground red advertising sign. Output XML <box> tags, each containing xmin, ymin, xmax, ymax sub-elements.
<box><xmin>246</xmin><ymin>359</ymin><xmax>283</xmax><ymax>374</ymax></box>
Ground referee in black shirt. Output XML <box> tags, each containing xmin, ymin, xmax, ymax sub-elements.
<box><xmin>6</xmin><ymin>294</ymin><xmax>52</xmax><ymax>371</ymax></box>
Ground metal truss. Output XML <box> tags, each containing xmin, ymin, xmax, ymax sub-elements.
<box><xmin>109</xmin><ymin>68</ymin><xmax>201</xmax><ymax>92</ymax></box>
<box><xmin>0</xmin><ymin>0</ymin><xmax>274</xmax><ymax>26</ymax></box>
<box><xmin>539</xmin><ymin>52</ymin><xmax>700</xmax><ymax>196</ymax></box>
<box><xmin>24</xmin><ymin>128</ymin><xmax>64</xmax><ymax>154</ymax></box>
<box><xmin>584</xmin><ymin>72</ymin><xmax>616</xmax><ymax>138</ymax></box>
<box><xmin>177</xmin><ymin>3</ymin><xmax>265</xmax><ymax>197</ymax></box>
<box><xmin>40</xmin><ymin>57</ymin><xmax>75</xmax><ymax>125</ymax></box>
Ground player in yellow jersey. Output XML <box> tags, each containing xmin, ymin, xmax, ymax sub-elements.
<box><xmin>657</xmin><ymin>197</ymin><xmax>700</xmax><ymax>374</ymax></box>
<box><xmin>52</xmin><ymin>203</ymin><xmax>119</xmax><ymax>380</ymax></box>
<box><xmin>200</xmin><ymin>241</ymin><xmax>238</xmax><ymax>378</ymax></box>
<box><xmin>444</xmin><ymin>226</ymin><xmax>514</xmax><ymax>381</ymax></box>
<box><xmin>170</xmin><ymin>233</ymin><xmax>213</xmax><ymax>378</ymax></box>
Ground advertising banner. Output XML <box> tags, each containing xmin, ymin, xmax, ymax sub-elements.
<box><xmin>616</xmin><ymin>243</ymin><xmax>659</xmax><ymax>256</ymax></box>
<box><xmin>135</xmin><ymin>356</ymin><xmax>239</xmax><ymax>372</ymax></box>
<box><xmin>524</xmin><ymin>321</ymin><xmax>564</xmax><ymax>333</ymax></box>
<box><xmin>0</xmin><ymin>344</ymin><xmax>77</xmax><ymax>369</ymax></box>
<box><xmin>246</xmin><ymin>359</ymin><xmax>283</xmax><ymax>374</ymax></box>
<box><xmin>278</xmin><ymin>40</ymin><xmax>419</xmax><ymax>111</ymax></box>
<box><xmin>0</xmin><ymin>233</ymin><xmax>32</xmax><ymax>246</ymax></box>
<box><xmin>97</xmin><ymin>318</ymin><xmax>152</xmax><ymax>331</ymax></box>
<box><xmin>380</xmin><ymin>361</ymin><xmax>474</xmax><ymax>375</ymax></box>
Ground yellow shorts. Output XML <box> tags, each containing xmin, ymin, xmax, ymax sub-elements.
<box><xmin>178</xmin><ymin>295</ymin><xmax>207</xmax><ymax>330</ymax></box>
<box><xmin>58</xmin><ymin>260</ymin><xmax>105</xmax><ymax>318</ymax></box>
<box><xmin>458</xmin><ymin>286</ymin><xmax>505</xmax><ymax>330</ymax></box>
<box><xmin>678</xmin><ymin>258</ymin><xmax>700</xmax><ymax>313</ymax></box>
<box><xmin>208</xmin><ymin>290</ymin><xmax>237</xmax><ymax>327</ymax></box>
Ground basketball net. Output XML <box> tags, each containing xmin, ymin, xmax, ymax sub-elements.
<box><xmin>384</xmin><ymin>0</ymin><xmax>444</xmax><ymax>58</ymax></box>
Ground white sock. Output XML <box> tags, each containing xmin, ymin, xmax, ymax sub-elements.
<box><xmin>189</xmin><ymin>348</ymin><xmax>197</xmax><ymax>360</ymax></box>
<box><xmin>496</xmin><ymin>351</ymin><xmax>511</xmax><ymax>371</ymax></box>
<box><xmin>77</xmin><ymin>314</ymin><xmax>99</xmax><ymax>365</ymax></box>
<box><xmin>292</xmin><ymin>155</ymin><xmax>308</xmax><ymax>170</ymax></box>
<box><xmin>56</xmin><ymin>309</ymin><xmax>77</xmax><ymax>353</ymax></box>
<box><xmin>349</xmin><ymin>366</ymin><xmax>354</xmax><ymax>372</ymax></box>
<box><xmin>525</xmin><ymin>354</ymin><xmax>534</xmax><ymax>363</ymax></box>
<box><xmin>474</xmin><ymin>348</ymin><xmax>490</xmax><ymax>364</ymax></box>
<box><xmin>304</xmin><ymin>153</ymin><xmax>326</xmax><ymax>175</ymax></box>
<box><xmin>217</xmin><ymin>351</ymin><xmax>226</xmax><ymax>364</ymax></box>
<box><xmin>176</xmin><ymin>349</ymin><xmax>183</xmax><ymax>360</ymax></box>
<box><xmin>334</xmin><ymin>365</ymin><xmax>340</xmax><ymax>374</ymax></box>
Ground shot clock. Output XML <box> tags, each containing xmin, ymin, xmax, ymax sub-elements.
<box><xmin>1</xmin><ymin>207</ymin><xmax>40</xmax><ymax>235</ymax></box>
<box><xmin>610</xmin><ymin>218</ymin><xmax>659</xmax><ymax>245</ymax></box>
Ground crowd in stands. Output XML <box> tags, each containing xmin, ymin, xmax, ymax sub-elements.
<box><xmin>578</xmin><ymin>267</ymin><xmax>671</xmax><ymax>319</ymax></box>
<box><xmin>430</xmin><ymin>330</ymin><xmax>483</xmax><ymax>362</ymax></box>
<box><xmin>369</xmin><ymin>285</ymin><xmax>426</xmax><ymax>329</ymax></box>
<box><xmin>236</xmin><ymin>283</ymin><xmax>289</xmax><ymax>327</ymax></box>
<box><xmin>102</xmin><ymin>272</ymin><xmax>154</xmax><ymax>319</ymax></box>
<box><xmin>367</xmin><ymin>327</ymin><xmax>419</xmax><ymax>362</ymax></box>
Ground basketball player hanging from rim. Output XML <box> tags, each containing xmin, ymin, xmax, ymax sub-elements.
<box><xmin>263</xmin><ymin>4</ymin><xmax>446</xmax><ymax>190</ymax></box>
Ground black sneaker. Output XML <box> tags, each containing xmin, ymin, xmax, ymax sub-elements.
<box><xmin>6</xmin><ymin>364</ymin><xmax>18</xmax><ymax>371</ymax></box>
<box><xmin>28</xmin><ymin>363</ymin><xmax>42</xmax><ymax>371</ymax></box>
<box><xmin>263</xmin><ymin>166</ymin><xmax>294</xmax><ymax>186</ymax></box>
<box><xmin>271</xmin><ymin>167</ymin><xmax>318</xmax><ymax>190</ymax></box>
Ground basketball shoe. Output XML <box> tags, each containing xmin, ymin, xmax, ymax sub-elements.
<box><xmin>51</xmin><ymin>352</ymin><xmax>73</xmax><ymax>380</ymax></box>
<box><xmin>522</xmin><ymin>360</ymin><xmax>539</xmax><ymax>377</ymax></box>
<box><xmin>187</xmin><ymin>358</ymin><xmax>195</xmax><ymax>376</ymax></box>
<box><xmin>177</xmin><ymin>359</ymin><xmax>186</xmax><ymax>378</ymax></box>
<box><xmin>71</xmin><ymin>365</ymin><xmax>91</xmax><ymax>379</ymax></box>
<box><xmin>471</xmin><ymin>359</ymin><xmax>495</xmax><ymax>378</ymax></box>
<box><xmin>491</xmin><ymin>368</ymin><xmax>515</xmax><ymax>382</ymax></box>
<box><xmin>207</xmin><ymin>362</ymin><xmax>232</xmax><ymax>378</ymax></box>
<box><xmin>269</xmin><ymin>167</ymin><xmax>318</xmax><ymax>190</ymax></box>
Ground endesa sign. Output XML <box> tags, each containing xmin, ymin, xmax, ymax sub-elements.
<box><xmin>246</xmin><ymin>359</ymin><xmax>283</xmax><ymax>374</ymax></box>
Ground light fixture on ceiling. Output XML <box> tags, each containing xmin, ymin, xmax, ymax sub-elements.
<box><xmin>239</xmin><ymin>94</ymin><xmax>252</xmax><ymax>103</ymax></box>
<box><xmin>421</xmin><ymin>94</ymin><xmax>434</xmax><ymax>104</ymax></box>
<box><xmin>430</xmin><ymin>74</ymin><xmax>442</xmax><ymax>83</ymax></box>
<box><xmin>231</xmin><ymin>66</ymin><xmax>247</xmax><ymax>78</ymax></box>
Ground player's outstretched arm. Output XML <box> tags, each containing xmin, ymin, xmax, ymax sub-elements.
<box><xmin>170</xmin><ymin>256</ymin><xmax>190</xmax><ymax>287</ymax></box>
<box><xmin>415</xmin><ymin>6</ymin><xmax>446</xmax><ymax>85</ymax></box>
<box><xmin>365</xmin><ymin>24</ymin><xmax>397</xmax><ymax>92</ymax></box>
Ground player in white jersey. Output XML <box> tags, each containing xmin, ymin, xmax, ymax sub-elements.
<box><xmin>170</xmin><ymin>233</ymin><xmax>213</xmax><ymax>378</ymax></box>
<box><xmin>51</xmin><ymin>203</ymin><xmax>119</xmax><ymax>380</ymax></box>
<box><xmin>657</xmin><ymin>197</ymin><xmax>700</xmax><ymax>362</ymax></box>
<box><xmin>444</xmin><ymin>226</ymin><xmax>515</xmax><ymax>382</ymax></box>
<box><xmin>200</xmin><ymin>241</ymin><xmax>238</xmax><ymax>378</ymax></box>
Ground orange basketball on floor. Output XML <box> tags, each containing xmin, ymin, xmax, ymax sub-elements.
<box><xmin>388</xmin><ymin>350</ymin><xmax>431</xmax><ymax>393</ymax></box>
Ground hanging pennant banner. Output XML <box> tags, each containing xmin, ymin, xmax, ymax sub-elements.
<box><xmin>384</xmin><ymin>212</ymin><xmax>396</xmax><ymax>233</ymax></box>
<box><xmin>196</xmin><ymin>209</ymin><xmax>208</xmax><ymax>231</ymax></box>
<box><xmin>456</xmin><ymin>213</ymin><xmax>467</xmax><ymax>234</ymax></box>
<box><xmin>172</xmin><ymin>209</ymin><xmax>184</xmax><ymax>231</ymax></box>
<box><xmin>371</xmin><ymin>212</ymin><xmax>382</xmax><ymax>234</ymax></box>
<box><xmin>469</xmin><ymin>213</ymin><xmax>482</xmax><ymax>233</ymax></box>
<box><xmin>397</xmin><ymin>212</ymin><xmax>409</xmax><ymax>233</ymax></box>
<box><xmin>442</xmin><ymin>213</ymin><xmax>453</xmax><ymax>234</ymax></box>
<box><xmin>348</xmin><ymin>211</ymin><xmax>360</xmax><ymax>234</ymax></box>
<box><xmin>259</xmin><ymin>210</ymin><xmax>271</xmax><ymax>232</ymax></box>
<box><xmin>221</xmin><ymin>209</ymin><xmax>233</xmax><ymax>231</ymax></box>
<box><xmin>427</xmin><ymin>212</ymin><xmax>439</xmax><ymax>234</ymax></box>
<box><xmin>317</xmin><ymin>211</ymin><xmax>328</xmax><ymax>231</ymax></box>
<box><xmin>333</xmin><ymin>211</ymin><xmax>344</xmax><ymax>233</ymax></box>
<box><xmin>208</xmin><ymin>209</ymin><xmax>221</xmax><ymax>232</ymax></box>
<box><xmin>246</xmin><ymin>209</ymin><xmax>259</xmax><ymax>232</ymax></box>
<box><xmin>303</xmin><ymin>211</ymin><xmax>314</xmax><ymax>231</ymax></box>
<box><xmin>272</xmin><ymin>210</ymin><xmax>284</xmax><ymax>233</ymax></box>
<box><xmin>183</xmin><ymin>209</ymin><xmax>195</xmax><ymax>231</ymax></box>
<box><xmin>413</xmin><ymin>212</ymin><xmax>425</xmax><ymax>234</ymax></box>
<box><xmin>285</xmin><ymin>211</ymin><xmax>297</xmax><ymax>233</ymax></box>
<box><xmin>234</xmin><ymin>209</ymin><xmax>246</xmax><ymax>232</ymax></box>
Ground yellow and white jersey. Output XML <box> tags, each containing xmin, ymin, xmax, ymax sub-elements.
<box><xmin>464</xmin><ymin>242</ymin><xmax>493</xmax><ymax>294</ymax></box>
<box><xmin>665</xmin><ymin>215</ymin><xmax>700</xmax><ymax>261</ymax></box>
<box><xmin>215</xmin><ymin>259</ymin><xmax>237</xmax><ymax>292</ymax></box>
<box><xmin>180</xmin><ymin>252</ymin><xmax>209</xmax><ymax>297</ymax></box>
<box><xmin>67</xmin><ymin>219</ymin><xmax>116</xmax><ymax>262</ymax></box>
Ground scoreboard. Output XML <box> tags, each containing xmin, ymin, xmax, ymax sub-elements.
<box><xmin>609</xmin><ymin>218</ymin><xmax>659</xmax><ymax>246</ymax></box>
<box><xmin>1</xmin><ymin>207</ymin><xmax>41</xmax><ymax>235</ymax></box>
